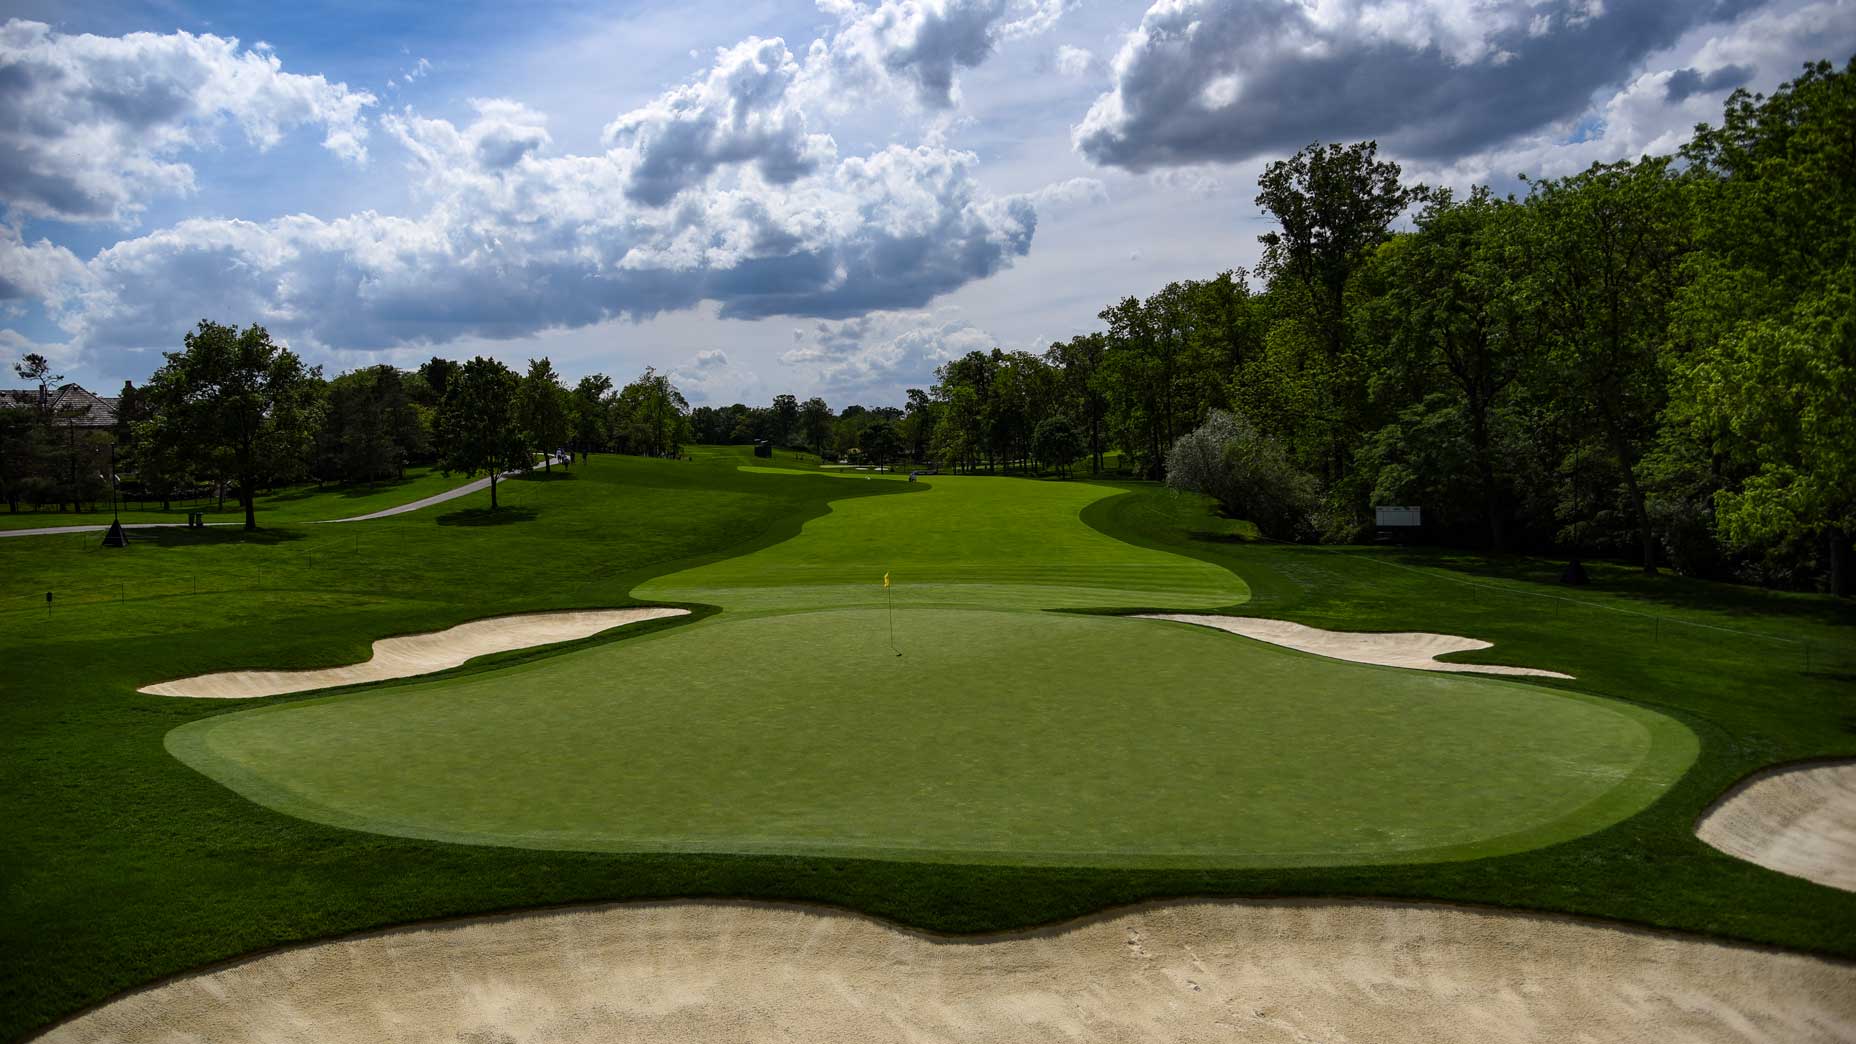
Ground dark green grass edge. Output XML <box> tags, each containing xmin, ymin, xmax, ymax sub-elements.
<box><xmin>8</xmin><ymin>474</ymin><xmax>1856</xmax><ymax>1041</ymax></box>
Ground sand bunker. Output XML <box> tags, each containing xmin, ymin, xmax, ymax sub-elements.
<box><xmin>138</xmin><ymin>608</ymin><xmax>689</xmax><ymax>699</ymax></box>
<box><xmin>1697</xmin><ymin>760</ymin><xmax>1856</xmax><ymax>892</ymax></box>
<box><xmin>1140</xmin><ymin>613</ymin><xmax>1573</xmax><ymax>678</ymax></box>
<box><xmin>37</xmin><ymin>898</ymin><xmax>1854</xmax><ymax>1044</ymax></box>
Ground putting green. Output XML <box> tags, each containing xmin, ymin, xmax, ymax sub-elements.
<box><xmin>165</xmin><ymin>476</ymin><xmax>1696</xmax><ymax>867</ymax></box>
<box><xmin>637</xmin><ymin>475</ymin><xmax>1248</xmax><ymax>612</ymax></box>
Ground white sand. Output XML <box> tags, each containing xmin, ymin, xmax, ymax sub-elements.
<box><xmin>1140</xmin><ymin>613</ymin><xmax>1574</xmax><ymax>678</ymax></box>
<box><xmin>36</xmin><ymin>899</ymin><xmax>1855</xmax><ymax>1044</ymax></box>
<box><xmin>138</xmin><ymin>608</ymin><xmax>689</xmax><ymax>698</ymax></box>
<box><xmin>1697</xmin><ymin>760</ymin><xmax>1856</xmax><ymax>892</ymax></box>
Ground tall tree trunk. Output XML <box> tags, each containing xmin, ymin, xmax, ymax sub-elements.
<box><xmin>1612</xmin><ymin>444</ymin><xmax>1656</xmax><ymax>575</ymax></box>
<box><xmin>1829</xmin><ymin>526</ymin><xmax>1852</xmax><ymax>598</ymax></box>
<box><xmin>1469</xmin><ymin>403</ymin><xmax>1504</xmax><ymax>552</ymax></box>
<box><xmin>242</xmin><ymin>486</ymin><xmax>257</xmax><ymax>531</ymax></box>
<box><xmin>489</xmin><ymin>471</ymin><xmax>499</xmax><ymax>510</ymax></box>
<box><xmin>1598</xmin><ymin>399</ymin><xmax>1656</xmax><ymax>574</ymax></box>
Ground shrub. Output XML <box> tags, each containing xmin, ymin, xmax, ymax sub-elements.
<box><xmin>1167</xmin><ymin>410</ymin><xmax>1319</xmax><ymax>540</ymax></box>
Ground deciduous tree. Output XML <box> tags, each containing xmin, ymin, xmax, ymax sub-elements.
<box><xmin>141</xmin><ymin>321</ymin><xmax>322</xmax><ymax>530</ymax></box>
<box><xmin>435</xmin><ymin>356</ymin><xmax>526</xmax><ymax>510</ymax></box>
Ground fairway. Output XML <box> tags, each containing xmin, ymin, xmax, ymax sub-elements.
<box><xmin>166</xmin><ymin>475</ymin><xmax>1695</xmax><ymax>866</ymax></box>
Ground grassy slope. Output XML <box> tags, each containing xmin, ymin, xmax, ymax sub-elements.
<box><xmin>164</xmin><ymin>472</ymin><xmax>1689</xmax><ymax>865</ymax></box>
<box><xmin>0</xmin><ymin>466</ymin><xmax>469</xmax><ymax>531</ymax></box>
<box><xmin>2</xmin><ymin>456</ymin><xmax>1853</xmax><ymax>1039</ymax></box>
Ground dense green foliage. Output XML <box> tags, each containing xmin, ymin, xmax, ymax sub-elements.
<box><xmin>1166</xmin><ymin>409</ymin><xmax>1316</xmax><ymax>540</ymax></box>
<box><xmin>138</xmin><ymin>322</ymin><xmax>323</xmax><ymax>531</ymax></box>
<box><xmin>433</xmin><ymin>356</ymin><xmax>528</xmax><ymax>510</ymax></box>
<box><xmin>313</xmin><ymin>365</ymin><xmax>427</xmax><ymax>486</ymax></box>
<box><xmin>3</xmin><ymin>454</ymin><xmax>1853</xmax><ymax>1043</ymax></box>
<box><xmin>746</xmin><ymin>60</ymin><xmax>1849</xmax><ymax>592</ymax></box>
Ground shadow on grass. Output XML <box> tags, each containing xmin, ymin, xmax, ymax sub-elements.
<box><xmin>126</xmin><ymin>527</ymin><xmax>308</xmax><ymax>549</ymax></box>
<box><xmin>513</xmin><ymin>470</ymin><xmax>576</xmax><ymax>482</ymax></box>
<box><xmin>333</xmin><ymin>475</ymin><xmax>427</xmax><ymax>500</ymax></box>
<box><xmin>1188</xmin><ymin>529</ymin><xmax>1265</xmax><ymax>545</ymax></box>
<box><xmin>436</xmin><ymin>506</ymin><xmax>540</xmax><ymax>526</ymax></box>
<box><xmin>1375</xmin><ymin>546</ymin><xmax>1856</xmax><ymax>630</ymax></box>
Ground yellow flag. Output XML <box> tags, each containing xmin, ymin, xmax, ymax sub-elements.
<box><xmin>883</xmin><ymin>572</ymin><xmax>890</xmax><ymax>589</ymax></box>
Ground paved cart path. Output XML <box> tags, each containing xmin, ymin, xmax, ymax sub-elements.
<box><xmin>0</xmin><ymin>459</ymin><xmax>556</xmax><ymax>539</ymax></box>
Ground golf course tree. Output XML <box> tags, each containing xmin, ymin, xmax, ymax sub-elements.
<box><xmin>769</xmin><ymin>394</ymin><xmax>800</xmax><ymax>448</ymax></box>
<box><xmin>1256</xmin><ymin>140</ymin><xmax>1426</xmax><ymax>363</ymax></box>
<box><xmin>1047</xmin><ymin>333</ymin><xmax>1107</xmax><ymax>474</ymax></box>
<box><xmin>139</xmin><ymin>321</ymin><xmax>323</xmax><ymax>531</ymax></box>
<box><xmin>1671</xmin><ymin>58</ymin><xmax>1856</xmax><ymax>595</ymax></box>
<box><xmin>1</xmin><ymin>353</ymin><xmax>60</xmax><ymax>512</ymax></box>
<box><xmin>928</xmin><ymin>383</ymin><xmax>981</xmax><ymax>472</ymax></box>
<box><xmin>517</xmin><ymin>357</ymin><xmax>571</xmax><ymax>472</ymax></box>
<box><xmin>415</xmin><ymin>357</ymin><xmax>459</xmax><ymax>405</ymax></box>
<box><xmin>798</xmin><ymin>396</ymin><xmax>833</xmax><ymax>456</ymax></box>
<box><xmin>610</xmin><ymin>367</ymin><xmax>689</xmax><ymax>457</ymax></box>
<box><xmin>900</xmin><ymin>388</ymin><xmax>938</xmax><ymax>464</ymax></box>
<box><xmin>569</xmin><ymin>374</ymin><xmax>613</xmax><ymax>461</ymax></box>
<box><xmin>314</xmin><ymin>365</ymin><xmax>426</xmax><ymax>487</ymax></box>
<box><xmin>857</xmin><ymin>420</ymin><xmax>903</xmax><ymax>465</ymax></box>
<box><xmin>1031</xmin><ymin>416</ymin><xmax>1082</xmax><ymax>478</ymax></box>
<box><xmin>1251</xmin><ymin>141</ymin><xmax>1424</xmax><ymax>489</ymax></box>
<box><xmin>1378</xmin><ymin>188</ymin><xmax>1534</xmax><ymax>551</ymax></box>
<box><xmin>434</xmin><ymin>356</ymin><xmax>528</xmax><ymax>510</ymax></box>
<box><xmin>113</xmin><ymin>381</ymin><xmax>190</xmax><ymax>510</ymax></box>
<box><xmin>1517</xmin><ymin>158</ymin><xmax>1687</xmax><ymax>575</ymax></box>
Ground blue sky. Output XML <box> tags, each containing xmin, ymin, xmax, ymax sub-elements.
<box><xmin>3</xmin><ymin>0</ymin><xmax>1852</xmax><ymax>406</ymax></box>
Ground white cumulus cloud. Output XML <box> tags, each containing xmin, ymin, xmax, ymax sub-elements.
<box><xmin>812</xmin><ymin>0</ymin><xmax>1074</xmax><ymax>109</ymax></box>
<box><xmin>0</xmin><ymin>19</ymin><xmax>377</xmax><ymax>223</ymax></box>
<box><xmin>781</xmin><ymin>307</ymin><xmax>997</xmax><ymax>396</ymax></box>
<box><xmin>1072</xmin><ymin>0</ymin><xmax>1761</xmax><ymax>171</ymax></box>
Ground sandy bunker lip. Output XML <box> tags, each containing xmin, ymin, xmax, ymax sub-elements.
<box><xmin>1139</xmin><ymin>613</ymin><xmax>1573</xmax><ymax>678</ymax></box>
<box><xmin>138</xmin><ymin>608</ymin><xmax>689</xmax><ymax>699</ymax></box>
<box><xmin>35</xmin><ymin>898</ymin><xmax>1855</xmax><ymax>1044</ymax></box>
<box><xmin>1697</xmin><ymin>759</ymin><xmax>1856</xmax><ymax>893</ymax></box>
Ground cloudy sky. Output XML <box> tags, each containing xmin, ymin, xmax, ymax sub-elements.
<box><xmin>3</xmin><ymin>0</ymin><xmax>1851</xmax><ymax>407</ymax></box>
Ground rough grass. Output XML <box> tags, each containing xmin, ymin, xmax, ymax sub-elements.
<box><xmin>2</xmin><ymin>455</ymin><xmax>1854</xmax><ymax>1041</ymax></box>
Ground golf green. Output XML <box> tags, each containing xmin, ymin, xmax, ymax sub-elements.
<box><xmin>164</xmin><ymin>475</ymin><xmax>1696</xmax><ymax>867</ymax></box>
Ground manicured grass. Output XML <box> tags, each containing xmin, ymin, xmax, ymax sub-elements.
<box><xmin>0</xmin><ymin>466</ymin><xmax>468</xmax><ymax>531</ymax></box>
<box><xmin>170</xmin><ymin>606</ymin><xmax>1691</xmax><ymax>865</ymax></box>
<box><xmin>2</xmin><ymin>455</ymin><xmax>1853</xmax><ymax>1042</ymax></box>
<box><xmin>685</xmin><ymin>443</ymin><xmax>827</xmax><ymax>471</ymax></box>
<box><xmin>641</xmin><ymin>474</ymin><xmax>1246</xmax><ymax>611</ymax></box>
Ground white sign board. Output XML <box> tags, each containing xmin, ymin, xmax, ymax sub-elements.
<box><xmin>1375</xmin><ymin>505</ymin><xmax>1422</xmax><ymax>528</ymax></box>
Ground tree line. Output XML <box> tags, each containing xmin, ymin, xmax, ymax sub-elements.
<box><xmin>4</xmin><ymin>58</ymin><xmax>1847</xmax><ymax>591</ymax></box>
<box><xmin>891</xmin><ymin>58</ymin><xmax>1849</xmax><ymax>594</ymax></box>
<box><xmin>2</xmin><ymin>335</ymin><xmax>698</xmax><ymax>526</ymax></box>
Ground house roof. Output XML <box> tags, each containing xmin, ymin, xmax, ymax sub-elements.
<box><xmin>0</xmin><ymin>384</ymin><xmax>120</xmax><ymax>427</ymax></box>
